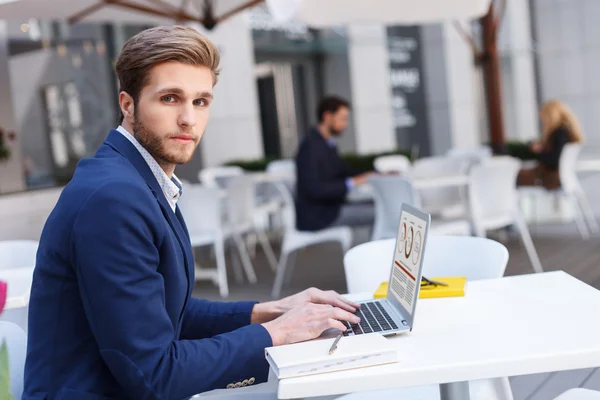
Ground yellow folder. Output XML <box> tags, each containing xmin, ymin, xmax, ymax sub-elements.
<box><xmin>374</xmin><ymin>277</ymin><xmax>467</xmax><ymax>299</ymax></box>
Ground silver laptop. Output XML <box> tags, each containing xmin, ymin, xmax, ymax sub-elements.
<box><xmin>343</xmin><ymin>203</ymin><xmax>431</xmax><ymax>336</ymax></box>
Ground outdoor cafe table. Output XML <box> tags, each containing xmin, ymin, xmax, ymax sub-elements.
<box><xmin>276</xmin><ymin>271</ymin><xmax>600</xmax><ymax>399</ymax></box>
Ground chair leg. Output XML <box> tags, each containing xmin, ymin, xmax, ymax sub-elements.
<box><xmin>272</xmin><ymin>251</ymin><xmax>289</xmax><ymax>299</ymax></box>
<box><xmin>215</xmin><ymin>239</ymin><xmax>229</xmax><ymax>298</ymax></box>
<box><xmin>575</xmin><ymin>190</ymin><xmax>599</xmax><ymax>234</ymax></box>
<box><xmin>283</xmin><ymin>251</ymin><xmax>298</xmax><ymax>286</ymax></box>
<box><xmin>256</xmin><ymin>230</ymin><xmax>278</xmax><ymax>272</ymax></box>
<box><xmin>229</xmin><ymin>240</ymin><xmax>245</xmax><ymax>284</ymax></box>
<box><xmin>514</xmin><ymin>216</ymin><xmax>544</xmax><ymax>274</ymax></box>
<box><xmin>470</xmin><ymin>377</ymin><xmax>514</xmax><ymax>400</ymax></box>
<box><xmin>567</xmin><ymin>194</ymin><xmax>590</xmax><ymax>240</ymax></box>
<box><xmin>246</xmin><ymin>232</ymin><xmax>258</xmax><ymax>258</ymax></box>
<box><xmin>233</xmin><ymin>234</ymin><xmax>257</xmax><ymax>283</ymax></box>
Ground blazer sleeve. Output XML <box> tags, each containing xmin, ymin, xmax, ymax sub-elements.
<box><xmin>297</xmin><ymin>141</ymin><xmax>348</xmax><ymax>200</ymax></box>
<box><xmin>71</xmin><ymin>181</ymin><xmax>272</xmax><ymax>400</ymax></box>
<box><xmin>180</xmin><ymin>298</ymin><xmax>258</xmax><ymax>340</ymax></box>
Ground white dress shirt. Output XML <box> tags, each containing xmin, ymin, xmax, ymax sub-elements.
<box><xmin>116</xmin><ymin>125</ymin><xmax>182</xmax><ymax>212</ymax></box>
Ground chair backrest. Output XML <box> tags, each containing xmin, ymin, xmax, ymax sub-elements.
<box><xmin>373</xmin><ymin>155</ymin><xmax>412</xmax><ymax>175</ymax></box>
<box><xmin>368</xmin><ymin>176</ymin><xmax>420</xmax><ymax>241</ymax></box>
<box><xmin>469</xmin><ymin>156</ymin><xmax>520</xmax><ymax>225</ymax></box>
<box><xmin>266</xmin><ymin>159</ymin><xmax>297</xmax><ymax>198</ymax></box>
<box><xmin>447</xmin><ymin>145</ymin><xmax>493</xmax><ymax>159</ymax></box>
<box><xmin>271</xmin><ymin>181</ymin><xmax>297</xmax><ymax>233</ymax></box>
<box><xmin>559</xmin><ymin>142</ymin><xmax>583</xmax><ymax>193</ymax></box>
<box><xmin>198</xmin><ymin>166</ymin><xmax>244</xmax><ymax>189</ymax></box>
<box><xmin>266</xmin><ymin>159</ymin><xmax>296</xmax><ymax>176</ymax></box>
<box><xmin>0</xmin><ymin>240</ymin><xmax>39</xmax><ymax>270</ymax></box>
<box><xmin>343</xmin><ymin>235</ymin><xmax>508</xmax><ymax>294</ymax></box>
<box><xmin>177</xmin><ymin>184</ymin><xmax>223</xmax><ymax>243</ymax></box>
<box><xmin>225</xmin><ymin>176</ymin><xmax>257</xmax><ymax>230</ymax></box>
<box><xmin>0</xmin><ymin>321</ymin><xmax>27</xmax><ymax>400</ymax></box>
<box><xmin>411</xmin><ymin>156</ymin><xmax>470</xmax><ymax>213</ymax></box>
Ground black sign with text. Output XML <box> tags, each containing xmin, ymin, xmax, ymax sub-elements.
<box><xmin>387</xmin><ymin>26</ymin><xmax>430</xmax><ymax>157</ymax></box>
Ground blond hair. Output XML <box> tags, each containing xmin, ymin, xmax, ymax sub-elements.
<box><xmin>115</xmin><ymin>25</ymin><xmax>220</xmax><ymax>122</ymax></box>
<box><xmin>539</xmin><ymin>100</ymin><xmax>584</xmax><ymax>145</ymax></box>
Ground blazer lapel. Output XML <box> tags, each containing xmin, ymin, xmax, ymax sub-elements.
<box><xmin>104</xmin><ymin>130</ymin><xmax>193</xmax><ymax>294</ymax></box>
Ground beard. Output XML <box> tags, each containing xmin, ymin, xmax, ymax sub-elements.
<box><xmin>133</xmin><ymin>111</ymin><xmax>197</xmax><ymax>166</ymax></box>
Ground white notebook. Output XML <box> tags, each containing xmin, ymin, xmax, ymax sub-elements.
<box><xmin>265</xmin><ymin>333</ymin><xmax>398</xmax><ymax>379</ymax></box>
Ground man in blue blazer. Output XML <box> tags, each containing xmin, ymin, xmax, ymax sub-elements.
<box><xmin>23</xmin><ymin>26</ymin><xmax>360</xmax><ymax>400</ymax></box>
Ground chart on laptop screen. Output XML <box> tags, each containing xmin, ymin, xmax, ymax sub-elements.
<box><xmin>389</xmin><ymin>210</ymin><xmax>427</xmax><ymax>314</ymax></box>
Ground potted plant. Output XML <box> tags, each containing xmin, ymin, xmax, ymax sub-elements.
<box><xmin>0</xmin><ymin>279</ymin><xmax>14</xmax><ymax>400</ymax></box>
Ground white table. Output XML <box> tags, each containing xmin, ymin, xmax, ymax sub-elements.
<box><xmin>345</xmin><ymin>174</ymin><xmax>469</xmax><ymax>203</ymax></box>
<box><xmin>277</xmin><ymin>271</ymin><xmax>600</xmax><ymax>399</ymax></box>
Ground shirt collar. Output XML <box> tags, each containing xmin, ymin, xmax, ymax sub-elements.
<box><xmin>116</xmin><ymin>125</ymin><xmax>183</xmax><ymax>210</ymax></box>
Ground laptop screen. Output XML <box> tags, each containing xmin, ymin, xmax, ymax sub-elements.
<box><xmin>388</xmin><ymin>207</ymin><xmax>428</xmax><ymax>316</ymax></box>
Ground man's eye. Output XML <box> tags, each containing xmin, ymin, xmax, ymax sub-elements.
<box><xmin>162</xmin><ymin>96</ymin><xmax>175</xmax><ymax>103</ymax></box>
<box><xmin>194</xmin><ymin>99</ymin><xmax>207</xmax><ymax>106</ymax></box>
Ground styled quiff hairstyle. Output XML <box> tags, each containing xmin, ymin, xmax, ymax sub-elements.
<box><xmin>115</xmin><ymin>25</ymin><xmax>221</xmax><ymax>122</ymax></box>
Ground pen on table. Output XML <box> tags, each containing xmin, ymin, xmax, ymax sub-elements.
<box><xmin>329</xmin><ymin>332</ymin><xmax>343</xmax><ymax>355</ymax></box>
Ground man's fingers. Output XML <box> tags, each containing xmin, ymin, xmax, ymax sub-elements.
<box><xmin>325</xmin><ymin>318</ymin><xmax>347</xmax><ymax>333</ymax></box>
<box><xmin>329</xmin><ymin>307</ymin><xmax>360</xmax><ymax>324</ymax></box>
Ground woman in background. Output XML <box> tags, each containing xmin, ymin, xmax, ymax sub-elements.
<box><xmin>517</xmin><ymin>100</ymin><xmax>584</xmax><ymax>190</ymax></box>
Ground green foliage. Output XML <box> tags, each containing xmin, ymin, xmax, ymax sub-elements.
<box><xmin>224</xmin><ymin>149</ymin><xmax>413</xmax><ymax>172</ymax></box>
<box><xmin>0</xmin><ymin>339</ymin><xmax>14</xmax><ymax>400</ymax></box>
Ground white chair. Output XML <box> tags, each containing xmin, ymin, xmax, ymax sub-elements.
<box><xmin>470</xmin><ymin>157</ymin><xmax>543</xmax><ymax>274</ymax></box>
<box><xmin>373</xmin><ymin>155</ymin><xmax>412</xmax><ymax>175</ymax></box>
<box><xmin>270</xmin><ymin>181</ymin><xmax>352</xmax><ymax>298</ymax></box>
<box><xmin>519</xmin><ymin>143</ymin><xmax>598</xmax><ymax>239</ymax></box>
<box><xmin>266</xmin><ymin>159</ymin><xmax>296</xmax><ymax>176</ymax></box>
<box><xmin>446</xmin><ymin>145</ymin><xmax>493</xmax><ymax>159</ymax></box>
<box><xmin>554</xmin><ymin>389</ymin><xmax>600</xmax><ymax>400</ymax></box>
<box><xmin>178</xmin><ymin>185</ymin><xmax>230</xmax><ymax>297</ymax></box>
<box><xmin>0</xmin><ymin>321</ymin><xmax>27</xmax><ymax>400</ymax></box>
<box><xmin>341</xmin><ymin>236</ymin><xmax>512</xmax><ymax>400</ymax></box>
<box><xmin>368</xmin><ymin>176</ymin><xmax>471</xmax><ymax>242</ymax></box>
<box><xmin>412</xmin><ymin>156</ymin><xmax>471</xmax><ymax>218</ymax></box>
<box><xmin>225</xmin><ymin>176</ymin><xmax>278</xmax><ymax>277</ymax></box>
<box><xmin>0</xmin><ymin>240</ymin><xmax>38</xmax><ymax>270</ymax></box>
<box><xmin>198</xmin><ymin>166</ymin><xmax>244</xmax><ymax>189</ymax></box>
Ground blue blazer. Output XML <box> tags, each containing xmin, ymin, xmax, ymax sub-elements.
<box><xmin>295</xmin><ymin>130</ymin><xmax>354</xmax><ymax>231</ymax></box>
<box><xmin>23</xmin><ymin>130</ymin><xmax>273</xmax><ymax>400</ymax></box>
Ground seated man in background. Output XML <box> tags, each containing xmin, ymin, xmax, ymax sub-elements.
<box><xmin>296</xmin><ymin>96</ymin><xmax>374</xmax><ymax>231</ymax></box>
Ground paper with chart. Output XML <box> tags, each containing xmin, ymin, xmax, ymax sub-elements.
<box><xmin>389</xmin><ymin>210</ymin><xmax>426</xmax><ymax>314</ymax></box>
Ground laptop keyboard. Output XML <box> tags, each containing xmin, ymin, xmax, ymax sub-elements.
<box><xmin>342</xmin><ymin>301</ymin><xmax>399</xmax><ymax>336</ymax></box>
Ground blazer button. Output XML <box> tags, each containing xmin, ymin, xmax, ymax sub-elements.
<box><xmin>234</xmin><ymin>382</ymin><xmax>242</xmax><ymax>388</ymax></box>
<box><xmin>242</xmin><ymin>379</ymin><xmax>249</xmax><ymax>386</ymax></box>
<box><xmin>248</xmin><ymin>377</ymin><xmax>255</xmax><ymax>385</ymax></box>
<box><xmin>226</xmin><ymin>383</ymin><xmax>234</xmax><ymax>389</ymax></box>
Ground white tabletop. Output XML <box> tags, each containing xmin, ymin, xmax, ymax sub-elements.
<box><xmin>412</xmin><ymin>175</ymin><xmax>469</xmax><ymax>190</ymax></box>
<box><xmin>577</xmin><ymin>159</ymin><xmax>600</xmax><ymax>172</ymax></box>
<box><xmin>277</xmin><ymin>271</ymin><xmax>600</xmax><ymax>399</ymax></box>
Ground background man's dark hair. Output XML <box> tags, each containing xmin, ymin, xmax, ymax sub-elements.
<box><xmin>317</xmin><ymin>96</ymin><xmax>350</xmax><ymax>123</ymax></box>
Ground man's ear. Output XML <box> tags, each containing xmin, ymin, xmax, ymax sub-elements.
<box><xmin>119</xmin><ymin>92</ymin><xmax>135</xmax><ymax>122</ymax></box>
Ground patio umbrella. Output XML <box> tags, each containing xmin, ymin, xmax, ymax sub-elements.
<box><xmin>0</xmin><ymin>0</ymin><xmax>264</xmax><ymax>29</ymax></box>
<box><xmin>266</xmin><ymin>0</ymin><xmax>492</xmax><ymax>26</ymax></box>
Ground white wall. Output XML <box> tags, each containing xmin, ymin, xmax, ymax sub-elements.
<box><xmin>190</xmin><ymin>14</ymin><xmax>265</xmax><ymax>167</ymax></box>
<box><xmin>421</xmin><ymin>23</ymin><xmax>479</xmax><ymax>155</ymax></box>
<box><xmin>0</xmin><ymin>187</ymin><xmax>62</xmax><ymax>241</ymax></box>
<box><xmin>499</xmin><ymin>0</ymin><xmax>539</xmax><ymax>142</ymax></box>
<box><xmin>442</xmin><ymin>21</ymin><xmax>480</xmax><ymax>150</ymax></box>
<box><xmin>347</xmin><ymin>24</ymin><xmax>396</xmax><ymax>155</ymax></box>
<box><xmin>533</xmin><ymin>0</ymin><xmax>599</xmax><ymax>146</ymax></box>
<box><xmin>0</xmin><ymin>22</ymin><xmax>26</xmax><ymax>194</ymax></box>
